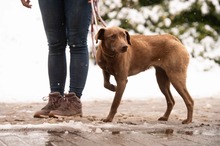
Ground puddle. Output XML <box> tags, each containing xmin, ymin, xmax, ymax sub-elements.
<box><xmin>147</xmin><ymin>129</ymin><xmax>174</xmax><ymax>138</ymax></box>
<box><xmin>177</xmin><ymin>129</ymin><xmax>220</xmax><ymax>136</ymax></box>
<box><xmin>146</xmin><ymin>128</ymin><xmax>220</xmax><ymax>137</ymax></box>
<box><xmin>48</xmin><ymin>130</ymin><xmax>81</xmax><ymax>135</ymax></box>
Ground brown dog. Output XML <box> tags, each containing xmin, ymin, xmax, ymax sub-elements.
<box><xmin>95</xmin><ymin>26</ymin><xmax>194</xmax><ymax>124</ymax></box>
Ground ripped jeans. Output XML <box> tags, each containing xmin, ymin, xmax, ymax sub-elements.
<box><xmin>38</xmin><ymin>0</ymin><xmax>91</xmax><ymax>97</ymax></box>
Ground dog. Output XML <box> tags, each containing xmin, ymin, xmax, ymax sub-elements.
<box><xmin>95</xmin><ymin>26</ymin><xmax>194</xmax><ymax>124</ymax></box>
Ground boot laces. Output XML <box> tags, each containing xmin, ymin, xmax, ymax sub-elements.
<box><xmin>42</xmin><ymin>96</ymin><xmax>59</xmax><ymax>105</ymax></box>
<box><xmin>56</xmin><ymin>98</ymin><xmax>69</xmax><ymax>111</ymax></box>
<box><xmin>41</xmin><ymin>95</ymin><xmax>62</xmax><ymax>109</ymax></box>
<box><xmin>57</xmin><ymin>95</ymin><xmax>81</xmax><ymax>111</ymax></box>
<box><xmin>42</xmin><ymin>96</ymin><xmax>49</xmax><ymax>101</ymax></box>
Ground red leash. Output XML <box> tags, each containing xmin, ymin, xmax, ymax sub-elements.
<box><xmin>90</xmin><ymin>0</ymin><xmax>106</xmax><ymax>62</ymax></box>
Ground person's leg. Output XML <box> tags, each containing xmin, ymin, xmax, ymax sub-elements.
<box><xmin>38</xmin><ymin>0</ymin><xmax>67</xmax><ymax>95</ymax></box>
<box><xmin>65</xmin><ymin>0</ymin><xmax>92</xmax><ymax>98</ymax></box>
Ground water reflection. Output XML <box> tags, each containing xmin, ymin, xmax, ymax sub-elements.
<box><xmin>0</xmin><ymin>127</ymin><xmax>218</xmax><ymax>146</ymax></box>
<box><xmin>147</xmin><ymin>128</ymin><xmax>220</xmax><ymax>137</ymax></box>
<box><xmin>147</xmin><ymin>128</ymin><xmax>174</xmax><ymax>138</ymax></box>
<box><xmin>44</xmin><ymin>128</ymin><xmax>220</xmax><ymax>145</ymax></box>
<box><xmin>46</xmin><ymin>130</ymin><xmax>81</xmax><ymax>146</ymax></box>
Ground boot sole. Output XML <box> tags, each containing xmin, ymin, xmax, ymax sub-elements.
<box><xmin>48</xmin><ymin>113</ymin><xmax>82</xmax><ymax>118</ymax></box>
<box><xmin>33</xmin><ymin>114</ymin><xmax>49</xmax><ymax>118</ymax></box>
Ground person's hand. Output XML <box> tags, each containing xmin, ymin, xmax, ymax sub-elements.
<box><xmin>21</xmin><ymin>0</ymin><xmax>32</xmax><ymax>8</ymax></box>
<box><xmin>88</xmin><ymin>0</ymin><xmax>97</xmax><ymax>3</ymax></box>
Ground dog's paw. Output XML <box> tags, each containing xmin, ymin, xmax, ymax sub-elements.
<box><xmin>104</xmin><ymin>84</ymin><xmax>116</xmax><ymax>92</ymax></box>
<box><xmin>109</xmin><ymin>84</ymin><xmax>116</xmax><ymax>92</ymax></box>
<box><xmin>158</xmin><ymin>116</ymin><xmax>168</xmax><ymax>121</ymax></box>
<box><xmin>182</xmin><ymin>119</ymin><xmax>192</xmax><ymax>124</ymax></box>
<box><xmin>102</xmin><ymin>118</ymin><xmax>112</xmax><ymax>123</ymax></box>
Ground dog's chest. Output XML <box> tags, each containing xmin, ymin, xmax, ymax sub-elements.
<box><xmin>98</xmin><ymin>59</ymin><xmax>116</xmax><ymax>75</ymax></box>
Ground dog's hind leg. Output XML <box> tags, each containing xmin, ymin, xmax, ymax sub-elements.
<box><xmin>155</xmin><ymin>67</ymin><xmax>175</xmax><ymax>121</ymax></box>
<box><xmin>168</xmin><ymin>71</ymin><xmax>194</xmax><ymax>124</ymax></box>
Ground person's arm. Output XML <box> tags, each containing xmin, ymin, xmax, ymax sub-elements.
<box><xmin>21</xmin><ymin>0</ymin><xmax>32</xmax><ymax>8</ymax></box>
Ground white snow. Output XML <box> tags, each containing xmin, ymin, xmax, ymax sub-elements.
<box><xmin>0</xmin><ymin>1</ymin><xmax>219</xmax><ymax>103</ymax></box>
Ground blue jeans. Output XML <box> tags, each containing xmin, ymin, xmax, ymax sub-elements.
<box><xmin>38</xmin><ymin>0</ymin><xmax>91</xmax><ymax>97</ymax></box>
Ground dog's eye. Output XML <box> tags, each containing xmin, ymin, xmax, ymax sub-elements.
<box><xmin>109</xmin><ymin>35</ymin><xmax>116</xmax><ymax>40</ymax></box>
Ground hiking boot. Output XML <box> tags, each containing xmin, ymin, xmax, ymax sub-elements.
<box><xmin>49</xmin><ymin>92</ymin><xmax>82</xmax><ymax>118</ymax></box>
<box><xmin>33</xmin><ymin>92</ymin><xmax>63</xmax><ymax>118</ymax></box>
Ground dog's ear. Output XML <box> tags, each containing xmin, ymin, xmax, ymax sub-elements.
<box><xmin>95</xmin><ymin>28</ymin><xmax>105</xmax><ymax>43</ymax></box>
<box><xmin>125</xmin><ymin>31</ymin><xmax>131</xmax><ymax>45</ymax></box>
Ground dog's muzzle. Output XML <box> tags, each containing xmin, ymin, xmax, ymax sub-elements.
<box><xmin>120</xmin><ymin>45</ymin><xmax>128</xmax><ymax>53</ymax></box>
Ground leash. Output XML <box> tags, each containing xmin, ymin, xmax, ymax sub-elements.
<box><xmin>90</xmin><ymin>0</ymin><xmax>107</xmax><ymax>62</ymax></box>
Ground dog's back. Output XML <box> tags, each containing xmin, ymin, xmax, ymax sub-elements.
<box><xmin>127</xmin><ymin>34</ymin><xmax>189</xmax><ymax>75</ymax></box>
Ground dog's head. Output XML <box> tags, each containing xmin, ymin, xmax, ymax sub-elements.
<box><xmin>95</xmin><ymin>27</ymin><xmax>131</xmax><ymax>53</ymax></box>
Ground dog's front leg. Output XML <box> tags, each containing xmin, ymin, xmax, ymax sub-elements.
<box><xmin>103</xmin><ymin>70</ymin><xmax>116</xmax><ymax>91</ymax></box>
<box><xmin>103</xmin><ymin>78</ymin><xmax>127</xmax><ymax>122</ymax></box>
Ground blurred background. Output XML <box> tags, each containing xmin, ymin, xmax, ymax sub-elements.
<box><xmin>0</xmin><ymin>0</ymin><xmax>219</xmax><ymax>102</ymax></box>
<box><xmin>100</xmin><ymin>0</ymin><xmax>220</xmax><ymax>68</ymax></box>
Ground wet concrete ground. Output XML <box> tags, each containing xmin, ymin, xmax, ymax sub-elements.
<box><xmin>0</xmin><ymin>98</ymin><xmax>219</xmax><ymax>146</ymax></box>
<box><xmin>0</xmin><ymin>122</ymin><xmax>219</xmax><ymax>146</ymax></box>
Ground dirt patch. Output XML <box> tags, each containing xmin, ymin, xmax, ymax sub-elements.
<box><xmin>0</xmin><ymin>98</ymin><xmax>219</xmax><ymax>134</ymax></box>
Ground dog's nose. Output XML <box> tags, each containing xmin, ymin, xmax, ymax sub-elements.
<box><xmin>121</xmin><ymin>45</ymin><xmax>128</xmax><ymax>52</ymax></box>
